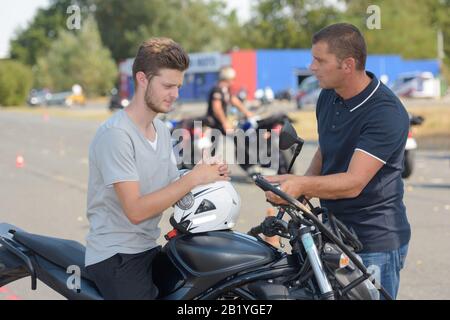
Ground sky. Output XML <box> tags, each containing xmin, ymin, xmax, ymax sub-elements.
<box><xmin>0</xmin><ymin>0</ymin><xmax>253</xmax><ymax>59</ymax></box>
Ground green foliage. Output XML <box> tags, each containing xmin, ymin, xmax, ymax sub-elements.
<box><xmin>343</xmin><ymin>0</ymin><xmax>450</xmax><ymax>80</ymax></box>
<box><xmin>343</xmin><ymin>0</ymin><xmax>434</xmax><ymax>58</ymax></box>
<box><xmin>9</xmin><ymin>0</ymin><xmax>91</xmax><ymax>66</ymax></box>
<box><xmin>236</xmin><ymin>0</ymin><xmax>342</xmax><ymax>49</ymax></box>
<box><xmin>0</xmin><ymin>60</ymin><xmax>33</xmax><ymax>106</ymax></box>
<box><xmin>92</xmin><ymin>0</ymin><xmax>231</xmax><ymax>61</ymax></box>
<box><xmin>9</xmin><ymin>0</ymin><xmax>450</xmax><ymax>84</ymax></box>
<box><xmin>35</xmin><ymin>16</ymin><xmax>117</xmax><ymax>96</ymax></box>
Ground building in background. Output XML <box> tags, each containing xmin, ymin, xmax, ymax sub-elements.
<box><xmin>117</xmin><ymin>49</ymin><xmax>441</xmax><ymax>103</ymax></box>
<box><xmin>118</xmin><ymin>52</ymin><xmax>230</xmax><ymax>103</ymax></box>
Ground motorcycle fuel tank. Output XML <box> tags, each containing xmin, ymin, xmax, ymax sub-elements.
<box><xmin>168</xmin><ymin>231</ymin><xmax>277</xmax><ymax>275</ymax></box>
<box><xmin>154</xmin><ymin>230</ymin><xmax>280</xmax><ymax>299</ymax></box>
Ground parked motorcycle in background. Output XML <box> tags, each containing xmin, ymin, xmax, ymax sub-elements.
<box><xmin>403</xmin><ymin>113</ymin><xmax>424</xmax><ymax>179</ymax></box>
<box><xmin>166</xmin><ymin>108</ymin><xmax>297</xmax><ymax>176</ymax></box>
<box><xmin>255</xmin><ymin>87</ymin><xmax>275</xmax><ymax>106</ymax></box>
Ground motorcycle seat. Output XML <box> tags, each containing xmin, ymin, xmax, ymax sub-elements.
<box><xmin>13</xmin><ymin>230</ymin><xmax>93</xmax><ymax>282</ymax></box>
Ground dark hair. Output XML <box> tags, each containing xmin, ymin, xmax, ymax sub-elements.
<box><xmin>312</xmin><ymin>23</ymin><xmax>367</xmax><ymax>70</ymax></box>
<box><xmin>132</xmin><ymin>37</ymin><xmax>189</xmax><ymax>83</ymax></box>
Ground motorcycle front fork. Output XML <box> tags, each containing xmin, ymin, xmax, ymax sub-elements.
<box><xmin>299</xmin><ymin>225</ymin><xmax>335</xmax><ymax>300</ymax></box>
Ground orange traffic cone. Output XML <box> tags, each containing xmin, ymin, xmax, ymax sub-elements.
<box><xmin>16</xmin><ymin>155</ymin><xmax>25</xmax><ymax>168</ymax></box>
<box><xmin>43</xmin><ymin>111</ymin><xmax>49</xmax><ymax>122</ymax></box>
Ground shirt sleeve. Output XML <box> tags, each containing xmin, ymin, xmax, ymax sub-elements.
<box><xmin>355</xmin><ymin>107</ymin><xmax>409</xmax><ymax>164</ymax></box>
<box><xmin>160</xmin><ymin>122</ymin><xmax>181</xmax><ymax>182</ymax></box>
<box><xmin>168</xmin><ymin>150</ymin><xmax>181</xmax><ymax>182</ymax></box>
<box><xmin>94</xmin><ymin>128</ymin><xmax>139</xmax><ymax>187</ymax></box>
<box><xmin>212</xmin><ymin>88</ymin><xmax>223</xmax><ymax>101</ymax></box>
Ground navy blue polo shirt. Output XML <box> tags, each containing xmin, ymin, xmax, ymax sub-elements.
<box><xmin>316</xmin><ymin>71</ymin><xmax>411</xmax><ymax>253</ymax></box>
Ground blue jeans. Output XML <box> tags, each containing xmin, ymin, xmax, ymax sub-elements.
<box><xmin>358</xmin><ymin>244</ymin><xmax>409</xmax><ymax>300</ymax></box>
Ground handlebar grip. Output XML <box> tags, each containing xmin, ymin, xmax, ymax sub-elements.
<box><xmin>248</xmin><ymin>225</ymin><xmax>262</xmax><ymax>237</ymax></box>
<box><xmin>253</xmin><ymin>174</ymin><xmax>279</xmax><ymax>192</ymax></box>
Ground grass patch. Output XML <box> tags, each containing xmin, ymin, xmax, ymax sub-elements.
<box><xmin>405</xmin><ymin>105</ymin><xmax>450</xmax><ymax>138</ymax></box>
<box><xmin>288</xmin><ymin>110</ymin><xmax>318</xmax><ymax>141</ymax></box>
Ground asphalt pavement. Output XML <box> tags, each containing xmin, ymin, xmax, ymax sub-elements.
<box><xmin>0</xmin><ymin>105</ymin><xmax>449</xmax><ymax>300</ymax></box>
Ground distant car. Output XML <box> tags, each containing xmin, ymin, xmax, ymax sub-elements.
<box><xmin>391</xmin><ymin>71</ymin><xmax>440</xmax><ymax>98</ymax></box>
<box><xmin>296</xmin><ymin>76</ymin><xmax>321</xmax><ymax>109</ymax></box>
<box><xmin>27</xmin><ymin>87</ymin><xmax>86</xmax><ymax>107</ymax></box>
<box><xmin>46</xmin><ymin>91</ymin><xmax>86</xmax><ymax>107</ymax></box>
<box><xmin>27</xmin><ymin>89</ymin><xmax>51</xmax><ymax>107</ymax></box>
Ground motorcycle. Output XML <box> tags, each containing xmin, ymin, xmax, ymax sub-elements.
<box><xmin>402</xmin><ymin>113</ymin><xmax>424</xmax><ymax>179</ymax></box>
<box><xmin>0</xmin><ymin>121</ymin><xmax>391</xmax><ymax>300</ymax></box>
<box><xmin>168</xmin><ymin>111</ymin><xmax>297</xmax><ymax>176</ymax></box>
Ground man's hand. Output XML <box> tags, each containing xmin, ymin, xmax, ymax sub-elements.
<box><xmin>264</xmin><ymin>175</ymin><xmax>304</xmax><ymax>205</ymax></box>
<box><xmin>190</xmin><ymin>155</ymin><xmax>231</xmax><ymax>186</ymax></box>
<box><xmin>231</xmin><ymin>95</ymin><xmax>253</xmax><ymax>119</ymax></box>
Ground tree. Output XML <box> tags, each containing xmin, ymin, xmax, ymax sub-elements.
<box><xmin>343</xmin><ymin>0</ymin><xmax>450</xmax><ymax>82</ymax></box>
<box><xmin>9</xmin><ymin>0</ymin><xmax>91</xmax><ymax>66</ymax></box>
<box><xmin>10</xmin><ymin>0</ymin><xmax>241</xmax><ymax>64</ymax></box>
<box><xmin>0</xmin><ymin>60</ymin><xmax>33</xmax><ymax>106</ymax></box>
<box><xmin>343</xmin><ymin>0</ymin><xmax>440</xmax><ymax>58</ymax></box>
<box><xmin>424</xmin><ymin>0</ymin><xmax>450</xmax><ymax>83</ymax></box>
<box><xmin>35</xmin><ymin>16</ymin><xmax>117</xmax><ymax>96</ymax></box>
<box><xmin>237</xmin><ymin>0</ymin><xmax>342</xmax><ymax>49</ymax></box>
<box><xmin>93</xmin><ymin>0</ymin><xmax>232</xmax><ymax>61</ymax></box>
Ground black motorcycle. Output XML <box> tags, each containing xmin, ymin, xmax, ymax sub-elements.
<box><xmin>0</xmin><ymin>121</ymin><xmax>391</xmax><ymax>300</ymax></box>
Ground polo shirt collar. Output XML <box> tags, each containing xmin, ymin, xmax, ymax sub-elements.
<box><xmin>333</xmin><ymin>71</ymin><xmax>381</xmax><ymax>112</ymax></box>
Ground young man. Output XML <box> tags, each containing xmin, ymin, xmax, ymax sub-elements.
<box><xmin>206</xmin><ymin>66</ymin><xmax>253</xmax><ymax>134</ymax></box>
<box><xmin>206</xmin><ymin>67</ymin><xmax>260</xmax><ymax>175</ymax></box>
<box><xmin>85</xmin><ymin>37</ymin><xmax>230</xmax><ymax>300</ymax></box>
<box><xmin>265</xmin><ymin>23</ymin><xmax>411</xmax><ymax>299</ymax></box>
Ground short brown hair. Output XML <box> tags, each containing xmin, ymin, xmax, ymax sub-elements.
<box><xmin>312</xmin><ymin>23</ymin><xmax>367</xmax><ymax>70</ymax></box>
<box><xmin>132</xmin><ymin>37</ymin><xmax>189</xmax><ymax>83</ymax></box>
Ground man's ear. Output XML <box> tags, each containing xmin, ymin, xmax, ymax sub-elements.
<box><xmin>342</xmin><ymin>57</ymin><xmax>356</xmax><ymax>74</ymax></box>
<box><xmin>135</xmin><ymin>71</ymin><xmax>148</xmax><ymax>89</ymax></box>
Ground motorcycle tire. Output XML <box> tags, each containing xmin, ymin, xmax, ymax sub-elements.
<box><xmin>402</xmin><ymin>150</ymin><xmax>415</xmax><ymax>179</ymax></box>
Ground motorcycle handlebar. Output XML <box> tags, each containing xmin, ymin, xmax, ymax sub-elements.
<box><xmin>253</xmin><ymin>175</ymin><xmax>305</xmax><ymax>210</ymax></box>
<box><xmin>248</xmin><ymin>217</ymin><xmax>289</xmax><ymax>239</ymax></box>
<box><xmin>252</xmin><ymin>175</ymin><xmax>393</xmax><ymax>300</ymax></box>
<box><xmin>248</xmin><ymin>225</ymin><xmax>262</xmax><ymax>237</ymax></box>
<box><xmin>253</xmin><ymin>174</ymin><xmax>280</xmax><ymax>193</ymax></box>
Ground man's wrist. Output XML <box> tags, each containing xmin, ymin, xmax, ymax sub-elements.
<box><xmin>295</xmin><ymin>175</ymin><xmax>310</xmax><ymax>198</ymax></box>
<box><xmin>184</xmin><ymin>171</ymin><xmax>199</xmax><ymax>188</ymax></box>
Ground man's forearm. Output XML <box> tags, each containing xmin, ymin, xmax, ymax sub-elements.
<box><xmin>131</xmin><ymin>173</ymin><xmax>198</xmax><ymax>223</ymax></box>
<box><xmin>304</xmin><ymin>147</ymin><xmax>322</xmax><ymax>176</ymax></box>
<box><xmin>299</xmin><ymin>173</ymin><xmax>362</xmax><ymax>200</ymax></box>
<box><xmin>231</xmin><ymin>96</ymin><xmax>250</xmax><ymax>116</ymax></box>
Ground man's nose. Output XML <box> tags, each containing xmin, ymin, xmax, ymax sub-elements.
<box><xmin>171</xmin><ymin>87</ymin><xmax>179</xmax><ymax>99</ymax></box>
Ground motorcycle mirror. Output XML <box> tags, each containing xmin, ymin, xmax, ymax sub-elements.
<box><xmin>280</xmin><ymin>119</ymin><xmax>303</xmax><ymax>150</ymax></box>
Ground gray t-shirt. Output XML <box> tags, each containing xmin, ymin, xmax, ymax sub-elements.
<box><xmin>85</xmin><ymin>109</ymin><xmax>179</xmax><ymax>266</ymax></box>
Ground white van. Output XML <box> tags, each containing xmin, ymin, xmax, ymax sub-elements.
<box><xmin>391</xmin><ymin>71</ymin><xmax>440</xmax><ymax>98</ymax></box>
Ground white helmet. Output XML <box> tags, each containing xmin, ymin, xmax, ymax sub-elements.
<box><xmin>171</xmin><ymin>180</ymin><xmax>241</xmax><ymax>233</ymax></box>
<box><xmin>219</xmin><ymin>67</ymin><xmax>236</xmax><ymax>81</ymax></box>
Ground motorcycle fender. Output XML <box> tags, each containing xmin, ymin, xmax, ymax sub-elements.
<box><xmin>0</xmin><ymin>244</ymin><xmax>30</xmax><ymax>287</ymax></box>
<box><xmin>405</xmin><ymin>137</ymin><xmax>417</xmax><ymax>150</ymax></box>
